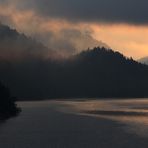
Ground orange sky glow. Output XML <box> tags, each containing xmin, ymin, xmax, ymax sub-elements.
<box><xmin>0</xmin><ymin>5</ymin><xmax>148</xmax><ymax>60</ymax></box>
<box><xmin>91</xmin><ymin>24</ymin><xmax>148</xmax><ymax>59</ymax></box>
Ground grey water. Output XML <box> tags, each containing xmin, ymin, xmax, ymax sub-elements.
<box><xmin>0</xmin><ymin>99</ymin><xmax>148</xmax><ymax>148</ymax></box>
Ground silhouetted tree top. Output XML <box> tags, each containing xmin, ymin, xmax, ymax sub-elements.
<box><xmin>0</xmin><ymin>81</ymin><xmax>20</xmax><ymax>119</ymax></box>
<box><xmin>0</xmin><ymin>47</ymin><xmax>147</xmax><ymax>99</ymax></box>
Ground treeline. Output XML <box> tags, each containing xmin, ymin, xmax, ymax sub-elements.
<box><xmin>0</xmin><ymin>47</ymin><xmax>148</xmax><ymax>99</ymax></box>
<box><xmin>0</xmin><ymin>81</ymin><xmax>20</xmax><ymax>119</ymax></box>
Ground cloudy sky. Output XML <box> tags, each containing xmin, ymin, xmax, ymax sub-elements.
<box><xmin>0</xmin><ymin>0</ymin><xmax>148</xmax><ymax>59</ymax></box>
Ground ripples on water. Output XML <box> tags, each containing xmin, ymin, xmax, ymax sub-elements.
<box><xmin>62</xmin><ymin>99</ymin><xmax>148</xmax><ymax>137</ymax></box>
<box><xmin>1</xmin><ymin>99</ymin><xmax>148</xmax><ymax>148</ymax></box>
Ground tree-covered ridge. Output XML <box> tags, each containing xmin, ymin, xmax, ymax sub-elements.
<box><xmin>0</xmin><ymin>47</ymin><xmax>148</xmax><ymax>99</ymax></box>
<box><xmin>0</xmin><ymin>81</ymin><xmax>20</xmax><ymax>120</ymax></box>
<box><xmin>0</xmin><ymin>23</ymin><xmax>58</xmax><ymax>61</ymax></box>
<box><xmin>50</xmin><ymin>47</ymin><xmax>148</xmax><ymax>98</ymax></box>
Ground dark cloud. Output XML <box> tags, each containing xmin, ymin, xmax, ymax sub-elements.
<box><xmin>3</xmin><ymin>0</ymin><xmax>148</xmax><ymax>25</ymax></box>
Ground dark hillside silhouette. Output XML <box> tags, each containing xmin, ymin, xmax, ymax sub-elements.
<box><xmin>0</xmin><ymin>24</ymin><xmax>148</xmax><ymax>99</ymax></box>
<box><xmin>0</xmin><ymin>81</ymin><xmax>20</xmax><ymax>119</ymax></box>
<box><xmin>48</xmin><ymin>47</ymin><xmax>148</xmax><ymax>98</ymax></box>
<box><xmin>0</xmin><ymin>23</ymin><xmax>58</xmax><ymax>61</ymax></box>
<box><xmin>0</xmin><ymin>47</ymin><xmax>148</xmax><ymax>99</ymax></box>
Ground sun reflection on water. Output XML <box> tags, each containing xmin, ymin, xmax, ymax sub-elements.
<box><xmin>60</xmin><ymin>99</ymin><xmax>148</xmax><ymax>137</ymax></box>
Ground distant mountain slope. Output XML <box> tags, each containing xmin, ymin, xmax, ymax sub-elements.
<box><xmin>0</xmin><ymin>24</ymin><xmax>148</xmax><ymax>99</ymax></box>
<box><xmin>0</xmin><ymin>23</ymin><xmax>57</xmax><ymax>61</ymax></box>
<box><xmin>138</xmin><ymin>57</ymin><xmax>148</xmax><ymax>65</ymax></box>
<box><xmin>0</xmin><ymin>23</ymin><xmax>110</xmax><ymax>60</ymax></box>
<box><xmin>0</xmin><ymin>47</ymin><xmax>148</xmax><ymax>99</ymax></box>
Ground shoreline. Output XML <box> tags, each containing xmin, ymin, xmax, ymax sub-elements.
<box><xmin>0</xmin><ymin>100</ymin><xmax>148</xmax><ymax>148</ymax></box>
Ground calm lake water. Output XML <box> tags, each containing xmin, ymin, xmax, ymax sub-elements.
<box><xmin>0</xmin><ymin>99</ymin><xmax>148</xmax><ymax>148</ymax></box>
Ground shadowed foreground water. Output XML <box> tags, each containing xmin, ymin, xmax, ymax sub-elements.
<box><xmin>0</xmin><ymin>99</ymin><xmax>148</xmax><ymax>148</ymax></box>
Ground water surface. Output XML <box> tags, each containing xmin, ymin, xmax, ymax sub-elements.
<box><xmin>0</xmin><ymin>99</ymin><xmax>148</xmax><ymax>148</ymax></box>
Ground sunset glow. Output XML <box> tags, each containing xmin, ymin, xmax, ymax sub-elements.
<box><xmin>0</xmin><ymin>1</ymin><xmax>148</xmax><ymax>59</ymax></box>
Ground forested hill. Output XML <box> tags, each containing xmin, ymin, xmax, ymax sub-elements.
<box><xmin>0</xmin><ymin>23</ymin><xmax>57</xmax><ymax>61</ymax></box>
<box><xmin>52</xmin><ymin>47</ymin><xmax>148</xmax><ymax>98</ymax></box>
<box><xmin>0</xmin><ymin>47</ymin><xmax>148</xmax><ymax>99</ymax></box>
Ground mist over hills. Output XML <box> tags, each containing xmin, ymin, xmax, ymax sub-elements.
<box><xmin>0</xmin><ymin>47</ymin><xmax>148</xmax><ymax>99</ymax></box>
<box><xmin>0</xmin><ymin>24</ymin><xmax>148</xmax><ymax>99</ymax></box>
<box><xmin>0</xmin><ymin>23</ymin><xmax>58</xmax><ymax>61</ymax></box>
<box><xmin>0</xmin><ymin>23</ymin><xmax>109</xmax><ymax>59</ymax></box>
<box><xmin>34</xmin><ymin>28</ymin><xmax>109</xmax><ymax>56</ymax></box>
<box><xmin>138</xmin><ymin>57</ymin><xmax>148</xmax><ymax>65</ymax></box>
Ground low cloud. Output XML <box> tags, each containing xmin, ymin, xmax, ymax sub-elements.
<box><xmin>33</xmin><ymin>28</ymin><xmax>109</xmax><ymax>56</ymax></box>
<box><xmin>0</xmin><ymin>4</ymin><xmax>109</xmax><ymax>57</ymax></box>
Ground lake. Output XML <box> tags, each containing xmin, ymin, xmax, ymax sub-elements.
<box><xmin>0</xmin><ymin>99</ymin><xmax>148</xmax><ymax>148</ymax></box>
